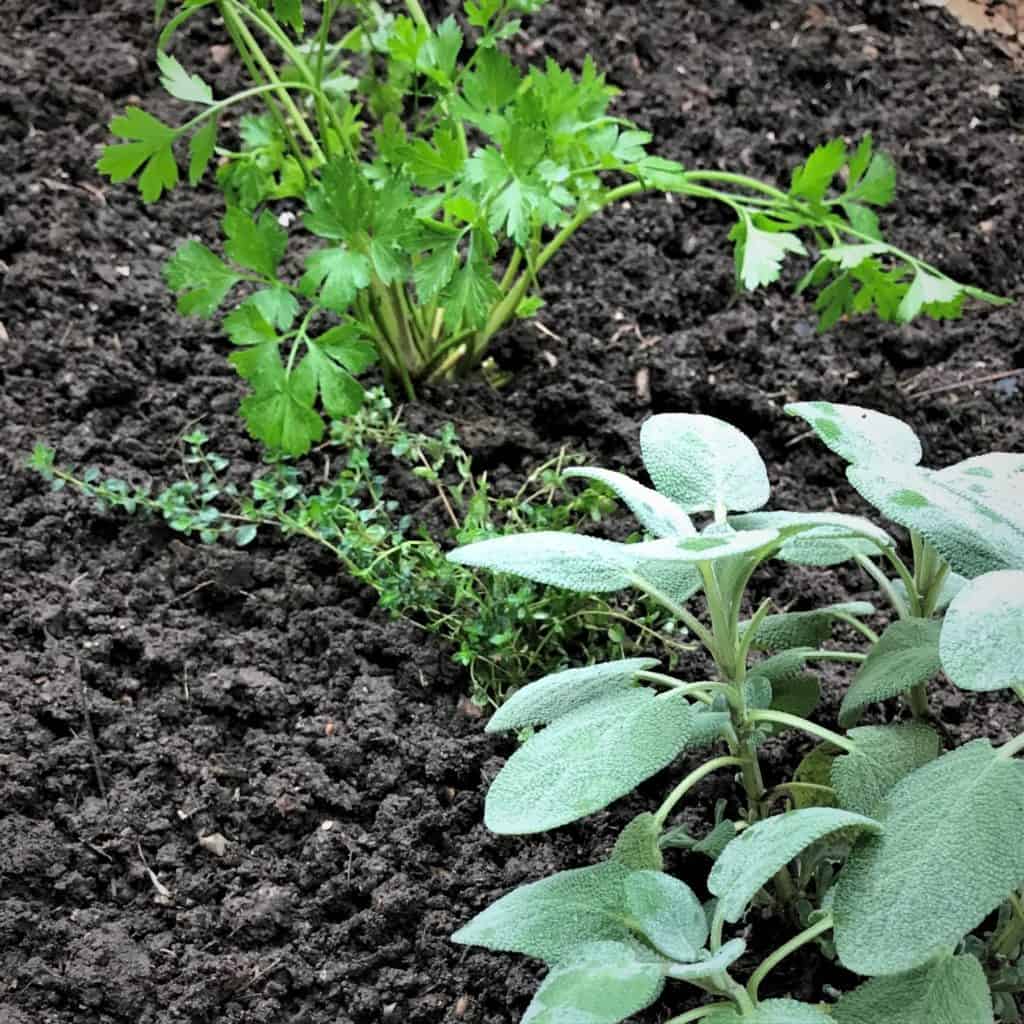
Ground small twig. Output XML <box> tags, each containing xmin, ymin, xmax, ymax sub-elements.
<box><xmin>532</xmin><ymin>320</ymin><xmax>563</xmax><ymax>343</ymax></box>
<box><xmin>232</xmin><ymin>957</ymin><xmax>285</xmax><ymax>995</ymax></box>
<box><xmin>898</xmin><ymin>367</ymin><xmax>932</xmax><ymax>394</ymax></box>
<box><xmin>73</xmin><ymin>655</ymin><xmax>108</xmax><ymax>806</ymax></box>
<box><xmin>137</xmin><ymin>843</ymin><xmax>174</xmax><ymax>901</ymax></box>
<box><xmin>84</xmin><ymin>840</ymin><xmax>115</xmax><ymax>862</ymax></box>
<box><xmin>909</xmin><ymin>367</ymin><xmax>1024</xmax><ymax>400</ymax></box>
<box><xmin>167</xmin><ymin>579</ymin><xmax>215</xmax><ymax>606</ymax></box>
<box><xmin>785</xmin><ymin>427</ymin><xmax>815</xmax><ymax>447</ymax></box>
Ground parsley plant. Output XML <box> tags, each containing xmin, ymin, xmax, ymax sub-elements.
<box><xmin>99</xmin><ymin>0</ymin><xmax>1007</xmax><ymax>456</ymax></box>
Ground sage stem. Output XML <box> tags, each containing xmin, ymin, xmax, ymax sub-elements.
<box><xmin>665</xmin><ymin>1006</ymin><xmax>732</xmax><ymax>1024</ymax></box>
<box><xmin>747</xmin><ymin>710</ymin><xmax>857</xmax><ymax>753</ymax></box>
<box><xmin>998</xmin><ymin>731</ymin><xmax>1024</xmax><ymax>760</ymax></box>
<box><xmin>653</xmin><ymin>756</ymin><xmax>743</xmax><ymax>828</ymax></box>
<box><xmin>747</xmin><ymin>914</ymin><xmax>834</xmax><ymax>1001</ymax></box>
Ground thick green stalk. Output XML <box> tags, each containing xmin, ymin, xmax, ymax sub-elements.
<box><xmin>215</xmin><ymin>6</ymin><xmax>310</xmax><ymax>175</ymax></box>
<box><xmin>312</xmin><ymin>0</ymin><xmax>339</xmax><ymax>150</ymax></box>
<box><xmin>220</xmin><ymin>1</ymin><xmax>325</xmax><ymax>163</ymax></box>
<box><xmin>404</xmin><ymin>0</ymin><xmax>432</xmax><ymax>32</ymax></box>
<box><xmin>856</xmin><ymin>553</ymin><xmax>912</xmax><ymax>619</ymax></box>
<box><xmin>764</xmin><ymin>782</ymin><xmax>836</xmax><ymax>808</ymax></box>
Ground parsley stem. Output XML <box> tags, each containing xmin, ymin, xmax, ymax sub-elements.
<box><xmin>312</xmin><ymin>0</ymin><xmax>341</xmax><ymax>149</ymax></box>
<box><xmin>211</xmin><ymin>6</ymin><xmax>311</xmax><ymax>175</ymax></box>
<box><xmin>221</xmin><ymin>1</ymin><xmax>325</xmax><ymax>163</ymax></box>
<box><xmin>746</xmin><ymin>913</ymin><xmax>834</xmax><ymax>1002</ymax></box>
<box><xmin>364</xmin><ymin>290</ymin><xmax>417</xmax><ymax>401</ymax></box>
<box><xmin>404</xmin><ymin>0</ymin><xmax>432</xmax><ymax>32</ymax></box>
<box><xmin>682</xmin><ymin>170</ymin><xmax>791</xmax><ymax>204</ymax></box>
<box><xmin>653</xmin><ymin>756</ymin><xmax>744</xmax><ymax>829</ymax></box>
<box><xmin>823</xmin><ymin>214</ymin><xmax>955</xmax><ymax>284</ymax></box>
<box><xmin>246</xmin><ymin>0</ymin><xmax>354</xmax><ymax>160</ymax></box>
<box><xmin>498</xmin><ymin>248</ymin><xmax>523</xmax><ymax>293</ymax></box>
<box><xmin>284</xmin><ymin>308</ymin><xmax>316</xmax><ymax>378</ymax></box>
<box><xmin>746</xmin><ymin>710</ymin><xmax>858</xmax><ymax>753</ymax></box>
<box><xmin>534</xmin><ymin>182</ymin><xmax>646</xmax><ymax>276</ymax></box>
<box><xmin>158</xmin><ymin>0</ymin><xmax>215</xmax><ymax>52</ymax></box>
<box><xmin>470</xmin><ymin>170</ymin><xmax>794</xmax><ymax>373</ymax></box>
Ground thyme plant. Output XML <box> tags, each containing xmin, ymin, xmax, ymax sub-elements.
<box><xmin>30</xmin><ymin>391</ymin><xmax>686</xmax><ymax>705</ymax></box>
<box><xmin>98</xmin><ymin>0</ymin><xmax>1004</xmax><ymax>455</ymax></box>
<box><xmin>448</xmin><ymin>403</ymin><xmax>1024</xmax><ymax>1023</ymax></box>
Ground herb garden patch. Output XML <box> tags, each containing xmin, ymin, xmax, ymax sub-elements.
<box><xmin>2</xmin><ymin>2</ymin><xmax>1023</xmax><ymax>1023</ymax></box>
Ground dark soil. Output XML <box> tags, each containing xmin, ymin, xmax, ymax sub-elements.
<box><xmin>2</xmin><ymin>1</ymin><xmax>1023</xmax><ymax>1022</ymax></box>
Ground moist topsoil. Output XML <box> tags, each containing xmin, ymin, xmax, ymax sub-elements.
<box><xmin>2</xmin><ymin>1</ymin><xmax>1023</xmax><ymax>1021</ymax></box>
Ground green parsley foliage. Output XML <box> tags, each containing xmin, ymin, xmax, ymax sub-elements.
<box><xmin>164</xmin><ymin>204</ymin><xmax>379</xmax><ymax>455</ymax></box>
<box><xmin>97</xmin><ymin>1</ymin><xmax>1006</xmax><ymax>458</ymax></box>
<box><xmin>791</xmin><ymin>135</ymin><xmax>1010</xmax><ymax>328</ymax></box>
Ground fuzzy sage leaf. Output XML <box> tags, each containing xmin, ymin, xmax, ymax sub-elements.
<box><xmin>487</xmin><ymin>658</ymin><xmax>659</xmax><ymax>733</ymax></box>
<box><xmin>786</xmin><ymin>401</ymin><xmax>923</xmax><ymax>466</ymax></box>
<box><xmin>728</xmin><ymin>510</ymin><xmax>894</xmax><ymax>566</ymax></box>
<box><xmin>452</xmin><ymin>861</ymin><xmax>705</xmax><ymax>966</ymax></box>
<box><xmin>832</xmin><ymin>951</ymin><xmax>994</xmax><ymax>1024</ymax></box>
<box><xmin>703</xmin><ymin>999</ymin><xmax>836</xmax><ymax>1024</ymax></box>
<box><xmin>485</xmin><ymin>690</ymin><xmax>709</xmax><ymax>834</ymax></box>
<box><xmin>846</xmin><ymin>461</ymin><xmax>1024</xmax><ymax>579</ymax></box>
<box><xmin>521</xmin><ymin>940</ymin><xmax>666</xmax><ymax>1024</ymax></box>
<box><xmin>746</xmin><ymin>602</ymin><xmax>875</xmax><ymax>654</ymax></box>
<box><xmin>624</xmin><ymin>869</ymin><xmax>709</xmax><ymax>962</ymax></box>
<box><xmin>640</xmin><ymin>414</ymin><xmax>770</xmax><ymax>514</ymax></box>
<box><xmin>831</xmin><ymin>724</ymin><xmax>940</xmax><ymax>817</ymax></box>
<box><xmin>838</xmin><ymin>619</ymin><xmax>941</xmax><ymax>727</ymax></box>
<box><xmin>834</xmin><ymin>739</ymin><xmax>1024</xmax><ymax>975</ymax></box>
<box><xmin>564</xmin><ymin>467</ymin><xmax>696</xmax><ymax>538</ymax></box>
<box><xmin>709</xmin><ymin>808</ymin><xmax>880</xmax><ymax>924</ymax></box>
<box><xmin>940</xmin><ymin>570</ymin><xmax>1024</xmax><ymax>691</ymax></box>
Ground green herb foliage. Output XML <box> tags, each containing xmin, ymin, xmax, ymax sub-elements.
<box><xmin>98</xmin><ymin>0</ymin><xmax>1006</xmax><ymax>456</ymax></box>
<box><xmin>29</xmin><ymin>390</ymin><xmax>684</xmax><ymax>707</ymax></box>
<box><xmin>448</xmin><ymin>403</ymin><xmax>1024</xmax><ymax>1022</ymax></box>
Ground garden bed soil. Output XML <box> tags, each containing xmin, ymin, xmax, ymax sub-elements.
<box><xmin>2</xmin><ymin>1</ymin><xmax>1023</xmax><ymax>1021</ymax></box>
